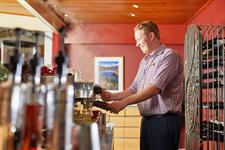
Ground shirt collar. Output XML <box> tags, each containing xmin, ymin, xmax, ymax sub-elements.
<box><xmin>144</xmin><ymin>44</ymin><xmax>165</xmax><ymax>60</ymax></box>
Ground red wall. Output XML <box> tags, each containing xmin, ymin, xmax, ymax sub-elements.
<box><xmin>65</xmin><ymin>24</ymin><xmax>185</xmax><ymax>89</ymax></box>
<box><xmin>66</xmin><ymin>24</ymin><xmax>185</xmax><ymax>45</ymax></box>
<box><xmin>52</xmin><ymin>33</ymin><xmax>61</xmax><ymax>66</ymax></box>
<box><xmin>187</xmin><ymin>0</ymin><xmax>225</xmax><ymax>25</ymax></box>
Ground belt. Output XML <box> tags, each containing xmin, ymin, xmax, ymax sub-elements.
<box><xmin>142</xmin><ymin>112</ymin><xmax>180</xmax><ymax>120</ymax></box>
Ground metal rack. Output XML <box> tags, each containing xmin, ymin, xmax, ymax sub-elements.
<box><xmin>185</xmin><ymin>25</ymin><xmax>225</xmax><ymax>150</ymax></box>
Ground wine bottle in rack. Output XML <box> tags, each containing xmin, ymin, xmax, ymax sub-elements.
<box><xmin>202</xmin><ymin>39</ymin><xmax>215</xmax><ymax>50</ymax></box>
<box><xmin>202</xmin><ymin>130</ymin><xmax>224</xmax><ymax>142</ymax></box>
<box><xmin>202</xmin><ymin>81</ymin><xmax>223</xmax><ymax>89</ymax></box>
<box><xmin>202</xmin><ymin>71</ymin><xmax>224</xmax><ymax>79</ymax></box>
<box><xmin>202</xmin><ymin>120</ymin><xmax>224</xmax><ymax>132</ymax></box>
<box><xmin>202</xmin><ymin>44</ymin><xmax>224</xmax><ymax>55</ymax></box>
<box><xmin>202</xmin><ymin>59</ymin><xmax>223</xmax><ymax>69</ymax></box>
<box><xmin>202</xmin><ymin>38</ymin><xmax>225</xmax><ymax>50</ymax></box>
<box><xmin>202</xmin><ymin>101</ymin><xmax>224</xmax><ymax>109</ymax></box>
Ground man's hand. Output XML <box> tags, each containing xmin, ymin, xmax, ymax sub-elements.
<box><xmin>107</xmin><ymin>100</ymin><xmax>127</xmax><ymax>114</ymax></box>
<box><xmin>100</xmin><ymin>90</ymin><xmax>112</xmax><ymax>101</ymax></box>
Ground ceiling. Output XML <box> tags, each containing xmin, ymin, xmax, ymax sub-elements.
<box><xmin>1</xmin><ymin>0</ymin><xmax>211</xmax><ymax>24</ymax></box>
<box><xmin>0</xmin><ymin>0</ymin><xmax>32</xmax><ymax>16</ymax></box>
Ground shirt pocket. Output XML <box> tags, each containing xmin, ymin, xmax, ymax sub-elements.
<box><xmin>144</xmin><ymin>62</ymin><xmax>158</xmax><ymax>85</ymax></box>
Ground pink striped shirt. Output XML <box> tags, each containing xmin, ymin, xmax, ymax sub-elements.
<box><xmin>128</xmin><ymin>44</ymin><xmax>184</xmax><ymax>116</ymax></box>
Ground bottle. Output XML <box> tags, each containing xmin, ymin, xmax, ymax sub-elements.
<box><xmin>202</xmin><ymin>38</ymin><xmax>225</xmax><ymax>50</ymax></box>
<box><xmin>202</xmin><ymin>81</ymin><xmax>223</xmax><ymax>89</ymax></box>
<box><xmin>202</xmin><ymin>101</ymin><xmax>224</xmax><ymax>109</ymax></box>
<box><xmin>202</xmin><ymin>71</ymin><xmax>223</xmax><ymax>79</ymax></box>
<box><xmin>202</xmin><ymin>130</ymin><xmax>224</xmax><ymax>142</ymax></box>
<box><xmin>202</xmin><ymin>44</ymin><xmax>224</xmax><ymax>58</ymax></box>
<box><xmin>202</xmin><ymin>59</ymin><xmax>223</xmax><ymax>69</ymax></box>
<box><xmin>202</xmin><ymin>39</ymin><xmax>215</xmax><ymax>50</ymax></box>
<box><xmin>202</xmin><ymin>120</ymin><xmax>224</xmax><ymax>132</ymax></box>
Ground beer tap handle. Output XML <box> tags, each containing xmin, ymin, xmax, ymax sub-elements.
<box><xmin>94</xmin><ymin>85</ymin><xmax>103</xmax><ymax>95</ymax></box>
<box><xmin>55</xmin><ymin>28</ymin><xmax>68</xmax><ymax>83</ymax></box>
<box><xmin>30</xmin><ymin>32</ymin><xmax>42</xmax><ymax>87</ymax></box>
<box><xmin>10</xmin><ymin>28</ymin><xmax>24</xmax><ymax>83</ymax></box>
<box><xmin>93</xmin><ymin>100</ymin><xmax>112</xmax><ymax>111</ymax></box>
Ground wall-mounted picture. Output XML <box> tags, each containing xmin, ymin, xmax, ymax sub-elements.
<box><xmin>95</xmin><ymin>57</ymin><xmax>124</xmax><ymax>93</ymax></box>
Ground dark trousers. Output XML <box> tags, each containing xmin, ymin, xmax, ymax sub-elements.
<box><xmin>140</xmin><ymin>113</ymin><xmax>181</xmax><ymax>150</ymax></box>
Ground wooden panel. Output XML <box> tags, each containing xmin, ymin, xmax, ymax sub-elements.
<box><xmin>110</xmin><ymin>109</ymin><xmax>125</xmax><ymax>117</ymax></box>
<box><xmin>125</xmin><ymin>106</ymin><xmax>139</xmax><ymax>116</ymax></box>
<box><xmin>114</xmin><ymin>138</ymin><xmax>125</xmax><ymax>150</ymax></box>
<box><xmin>19</xmin><ymin>0</ymin><xmax>65</xmax><ymax>32</ymax></box>
<box><xmin>1</xmin><ymin>0</ymin><xmax>210</xmax><ymax>24</ymax></box>
<box><xmin>125</xmin><ymin>117</ymin><xmax>141</xmax><ymax>127</ymax></box>
<box><xmin>109</xmin><ymin>116</ymin><xmax>125</xmax><ymax>127</ymax></box>
<box><xmin>57</xmin><ymin>0</ymin><xmax>210</xmax><ymax>24</ymax></box>
<box><xmin>0</xmin><ymin>0</ymin><xmax>32</xmax><ymax>16</ymax></box>
<box><xmin>124</xmin><ymin>128</ymin><xmax>140</xmax><ymax>138</ymax></box>
<box><xmin>114</xmin><ymin>127</ymin><xmax>124</xmax><ymax>138</ymax></box>
<box><xmin>124</xmin><ymin>138</ymin><xmax>140</xmax><ymax>150</ymax></box>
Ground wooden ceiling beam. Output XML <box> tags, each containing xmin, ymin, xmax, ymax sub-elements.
<box><xmin>18</xmin><ymin>0</ymin><xmax>65</xmax><ymax>32</ymax></box>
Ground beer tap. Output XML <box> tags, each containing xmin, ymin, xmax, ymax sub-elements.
<box><xmin>10</xmin><ymin>28</ymin><xmax>24</xmax><ymax>83</ymax></box>
<box><xmin>30</xmin><ymin>32</ymin><xmax>42</xmax><ymax>89</ymax></box>
<box><xmin>49</xmin><ymin>28</ymin><xmax>74</xmax><ymax>150</ymax></box>
<box><xmin>55</xmin><ymin>28</ymin><xmax>68</xmax><ymax>86</ymax></box>
<box><xmin>9</xmin><ymin>28</ymin><xmax>25</xmax><ymax>150</ymax></box>
<box><xmin>20</xmin><ymin>32</ymin><xmax>44</xmax><ymax>150</ymax></box>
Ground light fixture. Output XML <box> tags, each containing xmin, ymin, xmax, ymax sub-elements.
<box><xmin>130</xmin><ymin>13</ymin><xmax>136</xmax><ymax>17</ymax></box>
<box><xmin>132</xmin><ymin>4</ymin><xmax>139</xmax><ymax>8</ymax></box>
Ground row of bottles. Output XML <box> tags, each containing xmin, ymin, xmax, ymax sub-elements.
<box><xmin>202</xmin><ymin>130</ymin><xmax>224</xmax><ymax>142</ymax></box>
<box><xmin>201</xmin><ymin>36</ymin><xmax>224</xmax><ymax>146</ymax></box>
<box><xmin>202</xmin><ymin>101</ymin><xmax>224</xmax><ymax>109</ymax></box>
<box><xmin>202</xmin><ymin>120</ymin><xmax>224</xmax><ymax>132</ymax></box>
<box><xmin>185</xmin><ymin>24</ymin><xmax>225</xmax><ymax>150</ymax></box>
<box><xmin>202</xmin><ymin>71</ymin><xmax>223</xmax><ymax>79</ymax></box>
<box><xmin>202</xmin><ymin>120</ymin><xmax>224</xmax><ymax>142</ymax></box>
<box><xmin>202</xmin><ymin>38</ymin><xmax>225</xmax><ymax>50</ymax></box>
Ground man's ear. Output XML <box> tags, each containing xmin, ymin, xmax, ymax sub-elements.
<box><xmin>148</xmin><ymin>32</ymin><xmax>155</xmax><ymax>40</ymax></box>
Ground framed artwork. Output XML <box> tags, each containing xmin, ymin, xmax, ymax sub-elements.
<box><xmin>95</xmin><ymin>57</ymin><xmax>124</xmax><ymax>93</ymax></box>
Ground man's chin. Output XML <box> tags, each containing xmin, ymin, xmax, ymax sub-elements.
<box><xmin>142</xmin><ymin>50</ymin><xmax>148</xmax><ymax>54</ymax></box>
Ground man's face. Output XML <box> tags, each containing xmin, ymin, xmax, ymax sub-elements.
<box><xmin>134</xmin><ymin>30</ymin><xmax>150</xmax><ymax>54</ymax></box>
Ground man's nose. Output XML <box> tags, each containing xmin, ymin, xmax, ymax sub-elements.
<box><xmin>136</xmin><ymin>42</ymin><xmax>140</xmax><ymax>48</ymax></box>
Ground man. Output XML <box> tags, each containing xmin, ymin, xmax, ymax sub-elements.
<box><xmin>101</xmin><ymin>20</ymin><xmax>184</xmax><ymax>150</ymax></box>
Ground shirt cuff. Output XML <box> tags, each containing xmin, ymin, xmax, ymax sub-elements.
<box><xmin>151</xmin><ymin>80</ymin><xmax>165</xmax><ymax>92</ymax></box>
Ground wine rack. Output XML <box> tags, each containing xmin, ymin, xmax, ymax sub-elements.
<box><xmin>185</xmin><ymin>25</ymin><xmax>225</xmax><ymax>150</ymax></box>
